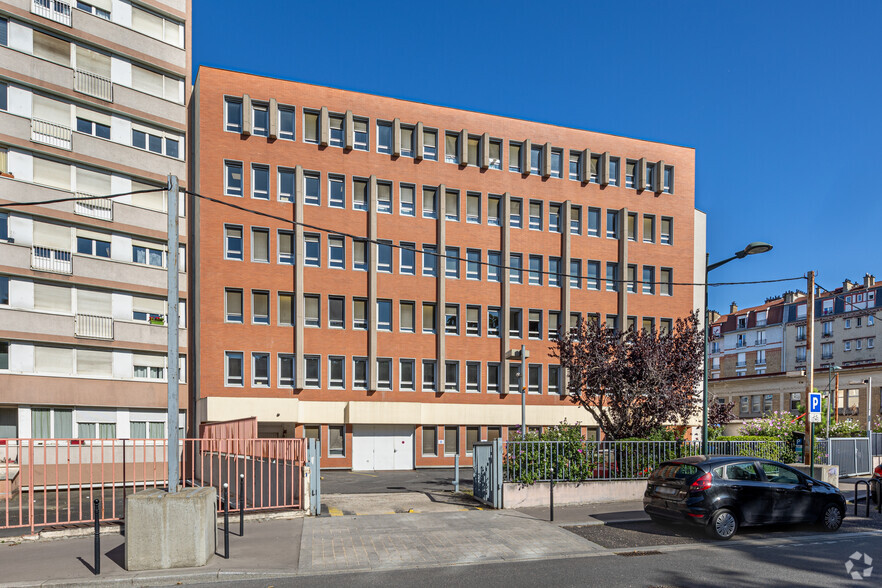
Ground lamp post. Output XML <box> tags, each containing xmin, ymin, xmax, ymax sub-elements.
<box><xmin>825</xmin><ymin>365</ymin><xmax>840</xmax><ymax>465</ymax></box>
<box><xmin>505</xmin><ymin>345</ymin><xmax>529</xmax><ymax>439</ymax></box>
<box><xmin>702</xmin><ymin>242</ymin><xmax>773</xmax><ymax>454</ymax></box>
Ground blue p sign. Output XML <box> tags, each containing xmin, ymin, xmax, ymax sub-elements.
<box><xmin>810</xmin><ymin>393</ymin><xmax>822</xmax><ymax>413</ymax></box>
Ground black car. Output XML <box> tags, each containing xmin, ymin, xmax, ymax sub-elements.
<box><xmin>643</xmin><ymin>455</ymin><xmax>846</xmax><ymax>540</ymax></box>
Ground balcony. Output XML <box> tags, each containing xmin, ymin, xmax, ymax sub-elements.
<box><xmin>74</xmin><ymin>314</ymin><xmax>113</xmax><ymax>340</ymax></box>
<box><xmin>756</xmin><ymin>319</ymin><xmax>767</xmax><ymax>327</ymax></box>
<box><xmin>755</xmin><ymin>338</ymin><xmax>767</xmax><ymax>346</ymax></box>
<box><xmin>822</xmin><ymin>331</ymin><xmax>833</xmax><ymax>338</ymax></box>
<box><xmin>31</xmin><ymin>118</ymin><xmax>72</xmax><ymax>150</ymax></box>
<box><xmin>821</xmin><ymin>353</ymin><xmax>834</xmax><ymax>360</ymax></box>
<box><xmin>32</xmin><ymin>0</ymin><xmax>71</xmax><ymax>26</ymax></box>
<box><xmin>755</xmin><ymin>359</ymin><xmax>767</xmax><ymax>366</ymax></box>
<box><xmin>74</xmin><ymin>69</ymin><xmax>113</xmax><ymax>102</ymax></box>
<box><xmin>796</xmin><ymin>334</ymin><xmax>806</xmax><ymax>342</ymax></box>
<box><xmin>735</xmin><ymin>341</ymin><xmax>747</xmax><ymax>348</ymax></box>
<box><xmin>74</xmin><ymin>193</ymin><xmax>113</xmax><ymax>221</ymax></box>
<box><xmin>31</xmin><ymin>246</ymin><xmax>72</xmax><ymax>274</ymax></box>
<box><xmin>736</xmin><ymin>361</ymin><xmax>747</xmax><ymax>368</ymax></box>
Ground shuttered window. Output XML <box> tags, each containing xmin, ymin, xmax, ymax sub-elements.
<box><xmin>33</xmin><ymin>221</ymin><xmax>71</xmax><ymax>250</ymax></box>
<box><xmin>33</xmin><ymin>31</ymin><xmax>70</xmax><ymax>67</ymax></box>
<box><xmin>34</xmin><ymin>283</ymin><xmax>71</xmax><ymax>312</ymax></box>
<box><xmin>77</xmin><ymin>289</ymin><xmax>111</xmax><ymax>315</ymax></box>
<box><xmin>75</xmin><ymin>46</ymin><xmax>111</xmax><ymax>77</ymax></box>
<box><xmin>33</xmin><ymin>158</ymin><xmax>71</xmax><ymax>191</ymax></box>
<box><xmin>76</xmin><ymin>167</ymin><xmax>111</xmax><ymax>196</ymax></box>
<box><xmin>131</xmin><ymin>180</ymin><xmax>167</xmax><ymax>212</ymax></box>
<box><xmin>76</xmin><ymin>349</ymin><xmax>112</xmax><ymax>376</ymax></box>
<box><xmin>35</xmin><ymin>346</ymin><xmax>73</xmax><ymax>374</ymax></box>
<box><xmin>33</xmin><ymin>94</ymin><xmax>70</xmax><ymax>126</ymax></box>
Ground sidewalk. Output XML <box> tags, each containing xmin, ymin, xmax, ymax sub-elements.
<box><xmin>515</xmin><ymin>499</ymin><xmax>649</xmax><ymax>527</ymax></box>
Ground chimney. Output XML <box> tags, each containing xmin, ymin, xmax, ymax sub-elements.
<box><xmin>843</xmin><ymin>279</ymin><xmax>855</xmax><ymax>292</ymax></box>
<box><xmin>729</xmin><ymin>302</ymin><xmax>738</xmax><ymax>314</ymax></box>
<box><xmin>864</xmin><ymin>273</ymin><xmax>876</xmax><ymax>288</ymax></box>
<box><xmin>783</xmin><ymin>291</ymin><xmax>795</xmax><ymax>303</ymax></box>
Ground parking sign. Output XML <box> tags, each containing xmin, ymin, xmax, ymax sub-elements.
<box><xmin>809</xmin><ymin>392</ymin><xmax>822</xmax><ymax>423</ymax></box>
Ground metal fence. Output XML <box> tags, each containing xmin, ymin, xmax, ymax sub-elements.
<box><xmin>828</xmin><ymin>437</ymin><xmax>872</xmax><ymax>477</ymax></box>
<box><xmin>872</xmin><ymin>433</ymin><xmax>882</xmax><ymax>457</ymax></box>
<box><xmin>0</xmin><ymin>438</ymin><xmax>305</xmax><ymax>533</ymax></box>
<box><xmin>502</xmin><ymin>439</ymin><xmax>793</xmax><ymax>484</ymax></box>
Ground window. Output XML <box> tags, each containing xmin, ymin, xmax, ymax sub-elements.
<box><xmin>584</xmin><ymin>207</ymin><xmax>599</xmax><ymax>238</ymax></box>
<box><xmin>353</xmin><ymin>298</ymin><xmax>367</xmax><ymax>330</ymax></box>
<box><xmin>422</xmin><ymin>128</ymin><xmax>437</xmax><ymax>160</ymax></box>
<box><xmin>328</xmin><ymin>113</ymin><xmax>344</xmax><ymax>147</ymax></box>
<box><xmin>461</xmin><ymin>362</ymin><xmax>481</xmax><ymax>393</ymax></box>
<box><xmin>422</xmin><ymin>187</ymin><xmax>437</xmax><ymax>219</ymax></box>
<box><xmin>584</xmin><ymin>260</ymin><xmax>599</xmax><ymax>291</ymax></box>
<box><xmin>225</xmin><ymin>289</ymin><xmax>243</xmax><ymax>322</ymax></box>
<box><xmin>510</xmin><ymin>253</ymin><xmax>522</xmax><ymax>284</ymax></box>
<box><xmin>643</xmin><ymin>215</ymin><xmax>656</xmax><ymax>243</ymax></box>
<box><xmin>445</xmin><ymin>132</ymin><xmax>460</xmax><ymax>164</ymax></box>
<box><xmin>569</xmin><ymin>260</ymin><xmax>581</xmax><ymax>289</ymax></box>
<box><xmin>488</xmin><ymin>251</ymin><xmax>501</xmax><ymax>282</ymax></box>
<box><xmin>377</xmin><ymin>358</ymin><xmax>392</xmax><ymax>390</ymax></box>
<box><xmin>377</xmin><ymin>121</ymin><xmax>392</xmax><ymax>153</ymax></box>
<box><xmin>400</xmin><ymin>184</ymin><xmax>416</xmax><ymax>216</ymax></box>
<box><xmin>377</xmin><ymin>182</ymin><xmax>392</xmax><ymax>214</ymax></box>
<box><xmin>328</xmin><ymin>296</ymin><xmax>345</xmax><ymax>328</ymax></box>
<box><xmin>422</xmin><ymin>360</ymin><xmax>437</xmax><ymax>391</ymax></box>
<box><xmin>751</xmin><ymin>395</ymin><xmax>761</xmax><ymax>413</ymax></box>
<box><xmin>528</xmin><ymin>364</ymin><xmax>542</xmax><ymax>393</ymax></box>
<box><xmin>353</xmin><ymin>357</ymin><xmax>368</xmax><ymax>389</ymax></box>
<box><xmin>509</xmin><ymin>141</ymin><xmax>523</xmax><ymax>172</ymax></box>
<box><xmin>589</xmin><ymin>153</ymin><xmax>601</xmax><ymax>183</ymax></box>
<box><xmin>466</xmin><ymin>249</ymin><xmax>481</xmax><ymax>280</ymax></box>
<box><xmin>400</xmin><ymin>243</ymin><xmax>416</xmax><ymax>275</ymax></box>
<box><xmin>225</xmin><ymin>225</ymin><xmax>243</xmax><ymax>260</ymax></box>
<box><xmin>422</xmin><ymin>426</ymin><xmax>437</xmax><ymax>456</ymax></box>
<box><xmin>645</xmin><ymin>162</ymin><xmax>657</xmax><ymax>191</ymax></box>
<box><xmin>626</xmin><ymin>265</ymin><xmax>637</xmax><ymax>294</ymax></box>
<box><xmin>467</xmin><ymin>135</ymin><xmax>480</xmax><ymax>166</ymax></box>
<box><xmin>488</xmin><ymin>195</ymin><xmax>501</xmax><ymax>226</ymax></box>
<box><xmin>303</xmin><ymin>172</ymin><xmax>321</xmax><ymax>206</ymax></box>
<box><xmin>225</xmin><ymin>351</ymin><xmax>243</xmax><ymax>386</ymax></box>
<box><xmin>78</xmin><ymin>236</ymin><xmax>111</xmax><ymax>258</ymax></box>
<box><xmin>488</xmin><ymin>307</ymin><xmax>501</xmax><ymax>337</ymax></box>
<box><xmin>400</xmin><ymin>301</ymin><xmax>415</xmax><ymax>333</ymax></box>
<box><xmin>445</xmin><ymin>361</ymin><xmax>459</xmax><ymax>391</ymax></box>
<box><xmin>278</xmin><ymin>292</ymin><xmax>294</xmax><ymax>326</ymax></box>
<box><xmin>548</xmin><ymin>365</ymin><xmax>561</xmax><ymax>395</ymax></box>
<box><xmin>77</xmin><ymin>117</ymin><xmax>110</xmax><ymax>140</ymax></box>
<box><xmin>445</xmin><ymin>246</ymin><xmax>460</xmax><ymax>278</ymax></box>
<box><xmin>509</xmin><ymin>364</ymin><xmax>521</xmax><ymax>393</ymax></box>
<box><xmin>569</xmin><ymin>151</ymin><xmax>581</xmax><ymax>181</ymax></box>
<box><xmin>445</xmin><ymin>190</ymin><xmax>459</xmax><ymax>221</ymax></box>
<box><xmin>608</xmin><ymin>157</ymin><xmax>620</xmax><ymax>186</ymax></box>
<box><xmin>606</xmin><ymin>210</ymin><xmax>619</xmax><ymax>238</ymax></box>
<box><xmin>131</xmin><ymin>243</ymin><xmax>162</xmax><ymax>265</ymax></box>
<box><xmin>225</xmin><ymin>161</ymin><xmax>243</xmax><ymax>196</ymax></box>
<box><xmin>353</xmin><ymin>178</ymin><xmax>368</xmax><ymax>211</ymax></box>
<box><xmin>510</xmin><ymin>198</ymin><xmax>522</xmax><ymax>229</ymax></box>
<box><xmin>400</xmin><ymin>359</ymin><xmax>415</xmax><ymax>391</ymax></box>
<box><xmin>528</xmin><ymin>255</ymin><xmax>542</xmax><ymax>286</ymax></box>
<box><xmin>353</xmin><ymin>117</ymin><xmax>369</xmax><ymax>150</ymax></box>
<box><xmin>660</xmin><ymin>268</ymin><xmax>672</xmax><ymax>296</ymax></box>
<box><xmin>660</xmin><ymin>217</ymin><xmax>673</xmax><ymax>245</ymax></box>
<box><xmin>663</xmin><ymin>165</ymin><xmax>674</xmax><ymax>193</ymax></box>
<box><xmin>303</xmin><ymin>109</ymin><xmax>319</xmax><ymax>144</ymax></box>
<box><xmin>445</xmin><ymin>304</ymin><xmax>459</xmax><ymax>335</ymax></box>
<box><xmin>422</xmin><ymin>303</ymin><xmax>436</xmax><ymax>333</ymax></box>
<box><xmin>549</xmin><ymin>257</ymin><xmax>561</xmax><ymax>288</ymax></box>
<box><xmin>303</xmin><ymin>294</ymin><xmax>320</xmax><ymax>327</ymax></box>
<box><xmin>279</xmin><ymin>354</ymin><xmax>295</xmax><ymax>387</ymax></box>
<box><xmin>489</xmin><ymin>139</ymin><xmax>502</xmax><ymax>169</ymax></box>
<box><xmin>551</xmin><ymin>148</ymin><xmax>563</xmax><ymax>178</ymax></box>
<box><xmin>510</xmin><ymin>308</ymin><xmax>522</xmax><ymax>338</ymax></box>
<box><xmin>530</xmin><ymin>145</ymin><xmax>542</xmax><ymax>175</ymax></box>
<box><xmin>626</xmin><ymin>212</ymin><xmax>637</xmax><ymax>241</ymax></box>
<box><xmin>328</xmin><ymin>426</ymin><xmax>345</xmax><ymax>457</ymax></box>
<box><xmin>278</xmin><ymin>168</ymin><xmax>295</xmax><ymax>203</ymax></box>
<box><xmin>328</xmin><ymin>175</ymin><xmax>345</xmax><ymax>208</ymax></box>
<box><xmin>487</xmin><ymin>362</ymin><xmax>500</xmax><ymax>393</ymax></box>
<box><xmin>528</xmin><ymin>310</ymin><xmax>542</xmax><ymax>339</ymax></box>
<box><xmin>528</xmin><ymin>201</ymin><xmax>542</xmax><ymax>230</ymax></box>
<box><xmin>795</xmin><ymin>346</ymin><xmax>806</xmax><ymax>363</ymax></box>
<box><xmin>377</xmin><ymin>299</ymin><xmax>392</xmax><ymax>331</ymax></box>
<box><xmin>329</xmin><ymin>236</ymin><xmax>345</xmax><ymax>269</ymax></box>
<box><xmin>606</xmin><ymin>262</ymin><xmax>619</xmax><ymax>292</ymax></box>
<box><xmin>252</xmin><ymin>353</ymin><xmax>269</xmax><ymax>387</ymax></box>
<box><xmin>549</xmin><ymin>204</ymin><xmax>561</xmax><ymax>232</ymax></box>
<box><xmin>444</xmin><ymin>427</ymin><xmax>459</xmax><ymax>455</ymax></box>
<box><xmin>278</xmin><ymin>230</ymin><xmax>294</xmax><ymax>264</ymax></box>
<box><xmin>304</xmin><ymin>234</ymin><xmax>320</xmax><ymax>267</ymax></box>
<box><xmin>251</xmin><ymin>228</ymin><xmax>269</xmax><ymax>262</ymax></box>
<box><xmin>422</xmin><ymin>245</ymin><xmax>437</xmax><ymax>277</ymax></box>
<box><xmin>224</xmin><ymin>97</ymin><xmax>242</xmax><ymax>132</ymax></box>
<box><xmin>252</xmin><ymin>103</ymin><xmax>269</xmax><ymax>136</ymax></box>
<box><xmin>252</xmin><ymin>290</ymin><xmax>270</xmax><ymax>324</ymax></box>
<box><xmin>642</xmin><ymin>266</ymin><xmax>655</xmax><ymax>294</ymax></box>
<box><xmin>304</xmin><ymin>355</ymin><xmax>321</xmax><ymax>388</ymax></box>
<box><xmin>625</xmin><ymin>159</ymin><xmax>637</xmax><ymax>189</ymax></box>
<box><xmin>549</xmin><ymin>311</ymin><xmax>561</xmax><ymax>339</ymax></box>
<box><xmin>279</xmin><ymin>106</ymin><xmax>295</xmax><ymax>140</ymax></box>
<box><xmin>466</xmin><ymin>305</ymin><xmax>480</xmax><ymax>336</ymax></box>
<box><xmin>353</xmin><ymin>239</ymin><xmax>368</xmax><ymax>271</ymax></box>
<box><xmin>570</xmin><ymin>206</ymin><xmax>582</xmax><ymax>235</ymax></box>
<box><xmin>378</xmin><ymin>241</ymin><xmax>393</xmax><ymax>273</ymax></box>
<box><xmin>821</xmin><ymin>342</ymin><xmax>833</xmax><ymax>360</ymax></box>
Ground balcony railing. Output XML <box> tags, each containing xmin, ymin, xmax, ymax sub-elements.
<box><xmin>75</xmin><ymin>314</ymin><xmax>113</xmax><ymax>340</ymax></box>
<box><xmin>755</xmin><ymin>359</ymin><xmax>767</xmax><ymax>366</ymax></box>
<box><xmin>821</xmin><ymin>353</ymin><xmax>834</xmax><ymax>360</ymax></box>
<box><xmin>32</xmin><ymin>0</ymin><xmax>71</xmax><ymax>26</ymax></box>
<box><xmin>736</xmin><ymin>361</ymin><xmax>747</xmax><ymax>368</ymax></box>
<box><xmin>31</xmin><ymin>246</ymin><xmax>72</xmax><ymax>274</ymax></box>
<box><xmin>756</xmin><ymin>319</ymin><xmax>767</xmax><ymax>327</ymax></box>
<box><xmin>74</xmin><ymin>69</ymin><xmax>113</xmax><ymax>102</ymax></box>
<box><xmin>31</xmin><ymin>119</ymin><xmax>72</xmax><ymax>150</ymax></box>
<box><xmin>822</xmin><ymin>331</ymin><xmax>833</xmax><ymax>338</ymax></box>
<box><xmin>755</xmin><ymin>339</ymin><xmax>766</xmax><ymax>346</ymax></box>
<box><xmin>74</xmin><ymin>193</ymin><xmax>113</xmax><ymax>221</ymax></box>
<box><xmin>796</xmin><ymin>334</ymin><xmax>806</xmax><ymax>341</ymax></box>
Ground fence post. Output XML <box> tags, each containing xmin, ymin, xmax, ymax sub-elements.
<box><xmin>223</xmin><ymin>483</ymin><xmax>229</xmax><ymax>559</ymax></box>
<box><xmin>93</xmin><ymin>499</ymin><xmax>100</xmax><ymax>575</ymax></box>
<box><xmin>239</xmin><ymin>473</ymin><xmax>245</xmax><ymax>536</ymax></box>
<box><xmin>28</xmin><ymin>441</ymin><xmax>34</xmax><ymax>535</ymax></box>
<box><xmin>549</xmin><ymin>466</ymin><xmax>554</xmax><ymax>522</ymax></box>
<box><xmin>454</xmin><ymin>453</ymin><xmax>460</xmax><ymax>493</ymax></box>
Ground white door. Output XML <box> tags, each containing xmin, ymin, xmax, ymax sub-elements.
<box><xmin>352</xmin><ymin>425</ymin><xmax>414</xmax><ymax>471</ymax></box>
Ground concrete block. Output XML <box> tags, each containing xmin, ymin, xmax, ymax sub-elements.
<box><xmin>788</xmin><ymin>463</ymin><xmax>840</xmax><ymax>489</ymax></box>
<box><xmin>502</xmin><ymin>480</ymin><xmax>647</xmax><ymax>509</ymax></box>
<box><xmin>125</xmin><ymin>486</ymin><xmax>217</xmax><ymax>571</ymax></box>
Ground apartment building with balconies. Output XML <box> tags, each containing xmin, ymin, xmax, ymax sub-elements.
<box><xmin>190</xmin><ymin>67</ymin><xmax>706</xmax><ymax>470</ymax></box>
<box><xmin>0</xmin><ymin>0</ymin><xmax>190</xmax><ymax>439</ymax></box>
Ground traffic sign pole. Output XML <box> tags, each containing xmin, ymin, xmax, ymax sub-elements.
<box><xmin>808</xmin><ymin>391</ymin><xmax>822</xmax><ymax>479</ymax></box>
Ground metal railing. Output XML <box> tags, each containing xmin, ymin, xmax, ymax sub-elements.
<box><xmin>502</xmin><ymin>439</ymin><xmax>793</xmax><ymax>483</ymax></box>
<box><xmin>31</xmin><ymin>118</ymin><xmax>72</xmax><ymax>150</ymax></box>
<box><xmin>74</xmin><ymin>193</ymin><xmax>113</xmax><ymax>221</ymax></box>
<box><xmin>74</xmin><ymin>69</ymin><xmax>113</xmax><ymax>102</ymax></box>
<box><xmin>872</xmin><ymin>432</ymin><xmax>882</xmax><ymax>457</ymax></box>
<box><xmin>0</xmin><ymin>438</ymin><xmax>305</xmax><ymax>533</ymax></box>
<box><xmin>75</xmin><ymin>314</ymin><xmax>113</xmax><ymax>340</ymax></box>
<box><xmin>31</xmin><ymin>246</ymin><xmax>72</xmax><ymax>274</ymax></box>
<box><xmin>32</xmin><ymin>0</ymin><xmax>71</xmax><ymax>26</ymax></box>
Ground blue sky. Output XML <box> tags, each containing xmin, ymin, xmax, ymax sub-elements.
<box><xmin>193</xmin><ymin>1</ymin><xmax>881</xmax><ymax>314</ymax></box>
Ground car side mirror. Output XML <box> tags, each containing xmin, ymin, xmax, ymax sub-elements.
<box><xmin>805</xmin><ymin>479</ymin><xmax>814</xmax><ymax>488</ymax></box>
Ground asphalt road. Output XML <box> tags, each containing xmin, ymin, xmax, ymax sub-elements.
<box><xmin>185</xmin><ymin>529</ymin><xmax>882</xmax><ymax>587</ymax></box>
<box><xmin>320</xmin><ymin>468</ymin><xmax>472</xmax><ymax>494</ymax></box>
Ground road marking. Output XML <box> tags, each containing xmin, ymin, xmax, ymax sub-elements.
<box><xmin>349</xmin><ymin>472</ymin><xmax>378</xmax><ymax>478</ymax></box>
<box><xmin>328</xmin><ymin>507</ymin><xmax>344</xmax><ymax>517</ymax></box>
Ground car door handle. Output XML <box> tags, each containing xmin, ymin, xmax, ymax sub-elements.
<box><xmin>774</xmin><ymin>489</ymin><xmax>786</xmax><ymax>493</ymax></box>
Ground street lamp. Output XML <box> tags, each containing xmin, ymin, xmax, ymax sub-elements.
<box><xmin>505</xmin><ymin>345</ymin><xmax>529</xmax><ymax>439</ymax></box>
<box><xmin>702</xmin><ymin>242</ymin><xmax>773</xmax><ymax>454</ymax></box>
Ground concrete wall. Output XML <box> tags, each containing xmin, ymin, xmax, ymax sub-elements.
<box><xmin>502</xmin><ymin>479</ymin><xmax>646</xmax><ymax>508</ymax></box>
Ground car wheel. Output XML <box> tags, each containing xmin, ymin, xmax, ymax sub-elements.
<box><xmin>818</xmin><ymin>503</ymin><xmax>843</xmax><ymax>532</ymax></box>
<box><xmin>706</xmin><ymin>509</ymin><xmax>738</xmax><ymax>540</ymax></box>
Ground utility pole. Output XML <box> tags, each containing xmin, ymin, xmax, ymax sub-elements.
<box><xmin>804</xmin><ymin>271</ymin><xmax>814</xmax><ymax>466</ymax></box>
<box><xmin>167</xmin><ymin>175</ymin><xmax>180</xmax><ymax>493</ymax></box>
<box><xmin>520</xmin><ymin>344</ymin><xmax>528</xmax><ymax>439</ymax></box>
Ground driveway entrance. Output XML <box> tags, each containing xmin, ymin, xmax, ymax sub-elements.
<box><xmin>351</xmin><ymin>425</ymin><xmax>414</xmax><ymax>471</ymax></box>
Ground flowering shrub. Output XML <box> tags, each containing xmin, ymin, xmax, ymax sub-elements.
<box><xmin>818</xmin><ymin>418</ymin><xmax>863</xmax><ymax>438</ymax></box>
<box><xmin>871</xmin><ymin>416</ymin><xmax>882</xmax><ymax>434</ymax></box>
<box><xmin>739</xmin><ymin>411</ymin><xmax>803</xmax><ymax>439</ymax></box>
<box><xmin>504</xmin><ymin>420</ymin><xmax>595</xmax><ymax>484</ymax></box>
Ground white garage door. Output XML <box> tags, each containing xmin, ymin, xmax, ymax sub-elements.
<box><xmin>352</xmin><ymin>425</ymin><xmax>414</xmax><ymax>471</ymax></box>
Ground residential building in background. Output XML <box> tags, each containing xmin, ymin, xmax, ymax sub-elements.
<box><xmin>190</xmin><ymin>67</ymin><xmax>706</xmax><ymax>469</ymax></box>
<box><xmin>0</xmin><ymin>0</ymin><xmax>190</xmax><ymax>439</ymax></box>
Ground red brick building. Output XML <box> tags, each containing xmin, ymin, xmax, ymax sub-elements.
<box><xmin>189</xmin><ymin>67</ymin><xmax>705</xmax><ymax>470</ymax></box>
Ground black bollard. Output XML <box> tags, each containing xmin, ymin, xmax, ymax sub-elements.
<box><xmin>223</xmin><ymin>483</ymin><xmax>230</xmax><ymax>559</ymax></box>
<box><xmin>93</xmin><ymin>498</ymin><xmax>100</xmax><ymax>575</ymax></box>
<box><xmin>239</xmin><ymin>474</ymin><xmax>245</xmax><ymax>537</ymax></box>
<box><xmin>549</xmin><ymin>467</ymin><xmax>555</xmax><ymax>522</ymax></box>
